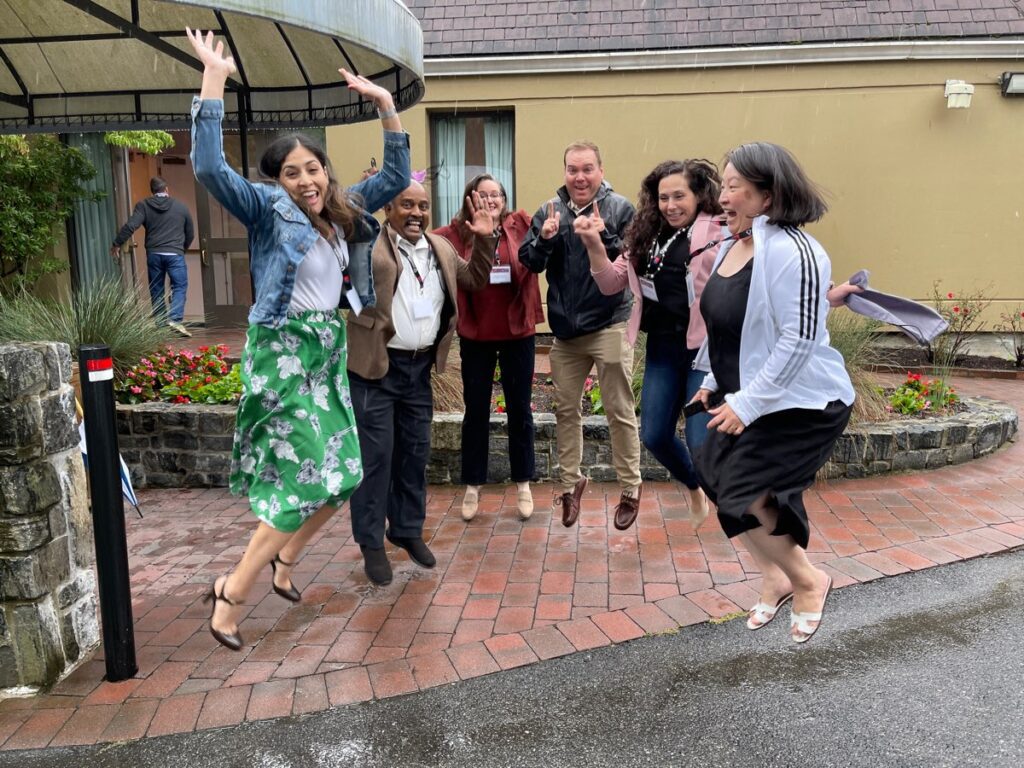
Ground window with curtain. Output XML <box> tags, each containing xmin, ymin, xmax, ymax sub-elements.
<box><xmin>429</xmin><ymin>111</ymin><xmax>515</xmax><ymax>226</ymax></box>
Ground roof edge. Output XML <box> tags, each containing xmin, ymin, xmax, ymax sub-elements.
<box><xmin>424</xmin><ymin>39</ymin><xmax>1024</xmax><ymax>78</ymax></box>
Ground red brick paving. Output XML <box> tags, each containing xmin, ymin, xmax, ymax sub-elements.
<box><xmin>1</xmin><ymin>375</ymin><xmax>1021</xmax><ymax>750</ymax></box>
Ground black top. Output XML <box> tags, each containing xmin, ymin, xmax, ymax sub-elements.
<box><xmin>639</xmin><ymin>227</ymin><xmax>692</xmax><ymax>336</ymax></box>
<box><xmin>700</xmin><ymin>257</ymin><xmax>753</xmax><ymax>395</ymax></box>
<box><xmin>113</xmin><ymin>195</ymin><xmax>195</xmax><ymax>256</ymax></box>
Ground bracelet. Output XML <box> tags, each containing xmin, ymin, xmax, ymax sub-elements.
<box><xmin>377</xmin><ymin>106</ymin><xmax>398</xmax><ymax>120</ymax></box>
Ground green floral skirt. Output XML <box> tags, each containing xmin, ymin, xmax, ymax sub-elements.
<box><xmin>230</xmin><ymin>310</ymin><xmax>362</xmax><ymax>532</ymax></box>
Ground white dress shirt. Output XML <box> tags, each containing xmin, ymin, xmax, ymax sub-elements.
<box><xmin>389</xmin><ymin>234</ymin><xmax>445</xmax><ymax>351</ymax></box>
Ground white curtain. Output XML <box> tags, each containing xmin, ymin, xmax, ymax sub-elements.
<box><xmin>484</xmin><ymin>115</ymin><xmax>515</xmax><ymax>209</ymax></box>
<box><xmin>434</xmin><ymin>116</ymin><xmax>466</xmax><ymax>225</ymax></box>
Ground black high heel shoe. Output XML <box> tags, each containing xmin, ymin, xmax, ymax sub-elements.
<box><xmin>203</xmin><ymin>575</ymin><xmax>244</xmax><ymax>651</ymax></box>
<box><xmin>270</xmin><ymin>554</ymin><xmax>302</xmax><ymax>603</ymax></box>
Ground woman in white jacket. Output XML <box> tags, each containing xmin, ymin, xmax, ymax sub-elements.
<box><xmin>691</xmin><ymin>142</ymin><xmax>854</xmax><ymax>644</ymax></box>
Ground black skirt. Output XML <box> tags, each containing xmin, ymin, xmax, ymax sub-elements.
<box><xmin>695</xmin><ymin>400</ymin><xmax>852</xmax><ymax>549</ymax></box>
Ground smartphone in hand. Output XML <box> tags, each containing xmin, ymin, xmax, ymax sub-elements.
<box><xmin>683</xmin><ymin>399</ymin><xmax>706</xmax><ymax>418</ymax></box>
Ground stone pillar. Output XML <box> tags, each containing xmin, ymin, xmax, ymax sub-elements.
<box><xmin>0</xmin><ymin>342</ymin><xmax>98</xmax><ymax>689</ymax></box>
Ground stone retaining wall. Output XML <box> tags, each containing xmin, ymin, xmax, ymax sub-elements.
<box><xmin>1</xmin><ymin>343</ymin><xmax>98</xmax><ymax>689</ymax></box>
<box><xmin>117</xmin><ymin>397</ymin><xmax>1017</xmax><ymax>488</ymax></box>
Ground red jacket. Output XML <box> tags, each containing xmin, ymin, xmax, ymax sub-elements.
<box><xmin>434</xmin><ymin>210</ymin><xmax>545</xmax><ymax>340</ymax></box>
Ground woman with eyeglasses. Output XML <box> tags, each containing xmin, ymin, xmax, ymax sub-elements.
<box><xmin>434</xmin><ymin>175</ymin><xmax>544</xmax><ymax>522</ymax></box>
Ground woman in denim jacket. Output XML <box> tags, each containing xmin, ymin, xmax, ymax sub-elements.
<box><xmin>187</xmin><ymin>29</ymin><xmax>410</xmax><ymax>651</ymax></box>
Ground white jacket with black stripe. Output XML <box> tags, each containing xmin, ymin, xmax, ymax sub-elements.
<box><xmin>694</xmin><ymin>215</ymin><xmax>855</xmax><ymax>427</ymax></box>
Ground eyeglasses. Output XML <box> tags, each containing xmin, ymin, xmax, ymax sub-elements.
<box><xmin>476</xmin><ymin>192</ymin><xmax>505</xmax><ymax>200</ymax></box>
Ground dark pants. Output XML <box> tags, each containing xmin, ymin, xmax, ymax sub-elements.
<box><xmin>639</xmin><ymin>334</ymin><xmax>701</xmax><ymax>489</ymax></box>
<box><xmin>459</xmin><ymin>336</ymin><xmax>536</xmax><ymax>485</ymax></box>
<box><xmin>147</xmin><ymin>252</ymin><xmax>188</xmax><ymax>323</ymax></box>
<box><xmin>348</xmin><ymin>349</ymin><xmax>434</xmax><ymax>549</ymax></box>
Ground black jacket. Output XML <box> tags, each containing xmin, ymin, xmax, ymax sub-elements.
<box><xmin>519</xmin><ymin>182</ymin><xmax>635</xmax><ymax>340</ymax></box>
<box><xmin>113</xmin><ymin>195</ymin><xmax>195</xmax><ymax>257</ymax></box>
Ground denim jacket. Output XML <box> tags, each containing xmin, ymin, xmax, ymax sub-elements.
<box><xmin>190</xmin><ymin>97</ymin><xmax>411</xmax><ymax>328</ymax></box>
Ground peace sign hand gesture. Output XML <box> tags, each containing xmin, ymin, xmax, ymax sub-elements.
<box><xmin>466</xmin><ymin>190</ymin><xmax>496</xmax><ymax>237</ymax></box>
<box><xmin>540</xmin><ymin>201</ymin><xmax>561</xmax><ymax>240</ymax></box>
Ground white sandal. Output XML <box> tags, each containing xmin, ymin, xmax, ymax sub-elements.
<box><xmin>746</xmin><ymin>591</ymin><xmax>794</xmax><ymax>630</ymax></box>
<box><xmin>791</xmin><ymin>575</ymin><xmax>833</xmax><ymax>643</ymax></box>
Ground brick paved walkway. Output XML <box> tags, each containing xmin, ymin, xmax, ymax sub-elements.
<box><xmin>1</xmin><ymin>376</ymin><xmax>1021</xmax><ymax>751</ymax></box>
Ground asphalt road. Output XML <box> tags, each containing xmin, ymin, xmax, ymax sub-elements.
<box><xmin>6</xmin><ymin>548</ymin><xmax>1023</xmax><ymax>768</ymax></box>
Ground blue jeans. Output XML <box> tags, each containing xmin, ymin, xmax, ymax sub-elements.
<box><xmin>639</xmin><ymin>335</ymin><xmax>706</xmax><ymax>489</ymax></box>
<box><xmin>147</xmin><ymin>252</ymin><xmax>188</xmax><ymax>323</ymax></box>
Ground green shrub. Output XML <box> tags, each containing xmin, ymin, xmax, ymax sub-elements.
<box><xmin>888</xmin><ymin>372</ymin><xmax>958</xmax><ymax>415</ymax></box>
<box><xmin>826</xmin><ymin>310</ymin><xmax>889</xmax><ymax>424</ymax></box>
<box><xmin>116</xmin><ymin>344</ymin><xmax>241</xmax><ymax>404</ymax></box>
<box><xmin>0</xmin><ymin>277</ymin><xmax>176</xmax><ymax>372</ymax></box>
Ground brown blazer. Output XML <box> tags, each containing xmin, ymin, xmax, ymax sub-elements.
<box><xmin>346</xmin><ymin>222</ymin><xmax>494</xmax><ymax>379</ymax></box>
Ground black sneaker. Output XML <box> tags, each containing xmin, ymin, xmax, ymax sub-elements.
<box><xmin>385</xmin><ymin>531</ymin><xmax>436</xmax><ymax>569</ymax></box>
<box><xmin>360</xmin><ymin>545</ymin><xmax>393</xmax><ymax>585</ymax></box>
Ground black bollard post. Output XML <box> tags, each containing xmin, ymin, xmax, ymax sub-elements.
<box><xmin>78</xmin><ymin>344</ymin><xmax>137</xmax><ymax>682</ymax></box>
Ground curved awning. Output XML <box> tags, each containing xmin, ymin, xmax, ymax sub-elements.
<box><xmin>0</xmin><ymin>0</ymin><xmax>424</xmax><ymax>134</ymax></box>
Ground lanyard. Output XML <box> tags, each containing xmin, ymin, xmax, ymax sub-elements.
<box><xmin>690</xmin><ymin>227</ymin><xmax>753</xmax><ymax>262</ymax></box>
<box><xmin>493</xmin><ymin>229</ymin><xmax>503</xmax><ymax>266</ymax></box>
<box><xmin>401</xmin><ymin>244</ymin><xmax>433</xmax><ymax>290</ymax></box>
<box><xmin>645</xmin><ymin>226</ymin><xmax>689</xmax><ymax>279</ymax></box>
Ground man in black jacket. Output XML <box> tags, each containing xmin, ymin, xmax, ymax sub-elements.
<box><xmin>111</xmin><ymin>177</ymin><xmax>195</xmax><ymax>337</ymax></box>
<box><xmin>519</xmin><ymin>141</ymin><xmax>643</xmax><ymax>530</ymax></box>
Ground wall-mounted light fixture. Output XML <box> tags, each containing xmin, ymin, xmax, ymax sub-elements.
<box><xmin>1001</xmin><ymin>72</ymin><xmax>1024</xmax><ymax>96</ymax></box>
<box><xmin>944</xmin><ymin>80</ymin><xmax>974</xmax><ymax>109</ymax></box>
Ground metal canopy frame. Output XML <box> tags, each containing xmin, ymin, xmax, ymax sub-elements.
<box><xmin>0</xmin><ymin>0</ymin><xmax>425</xmax><ymax>134</ymax></box>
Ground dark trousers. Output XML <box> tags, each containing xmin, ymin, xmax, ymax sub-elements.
<box><xmin>147</xmin><ymin>252</ymin><xmax>188</xmax><ymax>322</ymax></box>
<box><xmin>348</xmin><ymin>349</ymin><xmax>434</xmax><ymax>549</ymax></box>
<box><xmin>459</xmin><ymin>335</ymin><xmax>536</xmax><ymax>485</ymax></box>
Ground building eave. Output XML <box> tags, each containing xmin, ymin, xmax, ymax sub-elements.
<box><xmin>424</xmin><ymin>39</ymin><xmax>1024</xmax><ymax>77</ymax></box>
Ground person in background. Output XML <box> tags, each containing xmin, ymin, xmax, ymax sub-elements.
<box><xmin>111</xmin><ymin>176</ymin><xmax>195</xmax><ymax>337</ymax></box>
<box><xmin>691</xmin><ymin>142</ymin><xmax>855</xmax><ymax>643</ymax></box>
<box><xmin>519</xmin><ymin>141</ymin><xmax>644</xmax><ymax>531</ymax></box>
<box><xmin>187</xmin><ymin>28</ymin><xmax>410</xmax><ymax>650</ymax></box>
<box><xmin>578</xmin><ymin>159</ymin><xmax>724</xmax><ymax>530</ymax></box>
<box><xmin>345</xmin><ymin>181</ymin><xmax>495</xmax><ymax>586</ymax></box>
<box><xmin>434</xmin><ymin>174</ymin><xmax>544</xmax><ymax>523</ymax></box>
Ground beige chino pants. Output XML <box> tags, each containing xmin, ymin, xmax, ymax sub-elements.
<box><xmin>548</xmin><ymin>322</ymin><xmax>642</xmax><ymax>494</ymax></box>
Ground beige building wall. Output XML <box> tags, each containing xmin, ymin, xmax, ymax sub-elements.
<box><xmin>328</xmin><ymin>58</ymin><xmax>1024</xmax><ymax>326</ymax></box>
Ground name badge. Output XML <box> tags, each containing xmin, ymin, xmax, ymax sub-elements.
<box><xmin>412</xmin><ymin>296</ymin><xmax>434</xmax><ymax>320</ymax></box>
<box><xmin>686</xmin><ymin>270</ymin><xmax>696</xmax><ymax>306</ymax></box>
<box><xmin>489</xmin><ymin>265</ymin><xmax>512</xmax><ymax>284</ymax></box>
<box><xmin>639</xmin><ymin>277</ymin><xmax>659</xmax><ymax>302</ymax></box>
<box><xmin>345</xmin><ymin>287</ymin><xmax>363</xmax><ymax>316</ymax></box>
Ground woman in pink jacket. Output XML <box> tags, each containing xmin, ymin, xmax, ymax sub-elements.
<box><xmin>577</xmin><ymin>159</ymin><xmax>724</xmax><ymax>529</ymax></box>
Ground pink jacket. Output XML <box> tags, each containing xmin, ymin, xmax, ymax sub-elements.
<box><xmin>590</xmin><ymin>211</ymin><xmax>723</xmax><ymax>349</ymax></box>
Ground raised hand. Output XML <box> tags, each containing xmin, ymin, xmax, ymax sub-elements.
<box><xmin>573</xmin><ymin>206</ymin><xmax>602</xmax><ymax>245</ymax></box>
<box><xmin>186</xmin><ymin>28</ymin><xmax>237</xmax><ymax>78</ymax></box>
<box><xmin>540</xmin><ymin>201</ymin><xmax>561</xmax><ymax>240</ymax></box>
<box><xmin>339</xmin><ymin>69</ymin><xmax>395</xmax><ymax>111</ymax></box>
<box><xmin>466</xmin><ymin>191</ymin><xmax>495</xmax><ymax>237</ymax></box>
<box><xmin>589</xmin><ymin>200</ymin><xmax>606</xmax><ymax>235</ymax></box>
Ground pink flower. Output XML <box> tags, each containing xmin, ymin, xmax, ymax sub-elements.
<box><xmin>130</xmin><ymin>385</ymin><xmax>142</xmax><ymax>394</ymax></box>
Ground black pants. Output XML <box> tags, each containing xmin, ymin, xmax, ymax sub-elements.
<box><xmin>348</xmin><ymin>349</ymin><xmax>434</xmax><ymax>549</ymax></box>
<box><xmin>459</xmin><ymin>335</ymin><xmax>536</xmax><ymax>485</ymax></box>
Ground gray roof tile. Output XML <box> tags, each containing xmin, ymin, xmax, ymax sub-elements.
<box><xmin>403</xmin><ymin>0</ymin><xmax>1024</xmax><ymax>56</ymax></box>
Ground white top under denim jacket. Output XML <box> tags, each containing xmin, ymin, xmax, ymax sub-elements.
<box><xmin>694</xmin><ymin>215</ymin><xmax>855</xmax><ymax>427</ymax></box>
<box><xmin>190</xmin><ymin>97</ymin><xmax>411</xmax><ymax>327</ymax></box>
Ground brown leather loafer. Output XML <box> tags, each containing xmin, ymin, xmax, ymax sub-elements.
<box><xmin>557</xmin><ymin>476</ymin><xmax>589</xmax><ymax>527</ymax></box>
<box><xmin>613</xmin><ymin>487</ymin><xmax>643</xmax><ymax>530</ymax></box>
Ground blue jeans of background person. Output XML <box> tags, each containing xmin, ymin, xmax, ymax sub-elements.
<box><xmin>639</xmin><ymin>334</ymin><xmax>703</xmax><ymax>489</ymax></box>
<box><xmin>147</xmin><ymin>252</ymin><xmax>188</xmax><ymax>323</ymax></box>
<box><xmin>684</xmin><ymin>354</ymin><xmax>712</xmax><ymax>454</ymax></box>
<box><xmin>460</xmin><ymin>335</ymin><xmax>536</xmax><ymax>485</ymax></box>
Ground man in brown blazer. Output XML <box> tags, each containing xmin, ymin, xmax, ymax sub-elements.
<box><xmin>346</xmin><ymin>181</ymin><xmax>495</xmax><ymax>585</ymax></box>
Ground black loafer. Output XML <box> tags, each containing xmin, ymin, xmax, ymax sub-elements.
<box><xmin>360</xmin><ymin>545</ymin><xmax>393</xmax><ymax>586</ymax></box>
<box><xmin>385</xmin><ymin>531</ymin><xmax>436</xmax><ymax>569</ymax></box>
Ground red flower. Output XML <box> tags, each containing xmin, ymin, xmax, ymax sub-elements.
<box><xmin>198</xmin><ymin>345</ymin><xmax>210</xmax><ymax>353</ymax></box>
<box><xmin>953</xmin><ymin>306</ymin><xmax>960</xmax><ymax>314</ymax></box>
<box><xmin>947</xmin><ymin>292</ymin><xmax>954</xmax><ymax>299</ymax></box>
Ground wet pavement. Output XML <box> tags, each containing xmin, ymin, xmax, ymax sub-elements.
<box><xmin>0</xmin><ymin>376</ymin><xmax>1021</xmax><ymax>756</ymax></box>
<box><xmin>3</xmin><ymin>546</ymin><xmax>1021</xmax><ymax>767</ymax></box>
